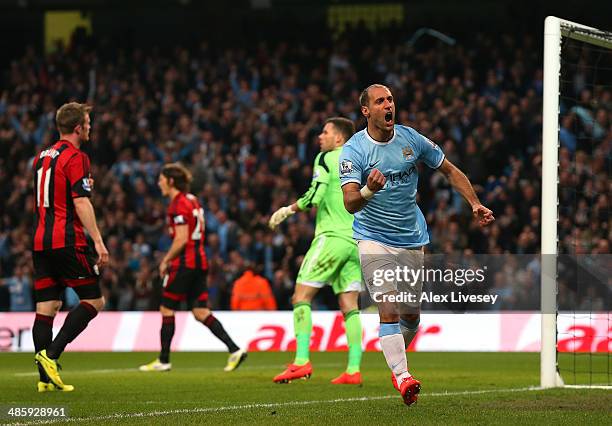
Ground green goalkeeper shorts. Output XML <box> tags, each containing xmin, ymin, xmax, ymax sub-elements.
<box><xmin>296</xmin><ymin>234</ymin><xmax>363</xmax><ymax>294</ymax></box>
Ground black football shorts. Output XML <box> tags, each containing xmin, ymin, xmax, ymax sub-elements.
<box><xmin>33</xmin><ymin>245</ymin><xmax>102</xmax><ymax>302</ymax></box>
<box><xmin>161</xmin><ymin>266</ymin><xmax>208</xmax><ymax>310</ymax></box>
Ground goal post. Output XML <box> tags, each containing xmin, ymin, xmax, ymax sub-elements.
<box><xmin>541</xmin><ymin>16</ymin><xmax>612</xmax><ymax>389</ymax></box>
<box><xmin>541</xmin><ymin>15</ymin><xmax>561</xmax><ymax>390</ymax></box>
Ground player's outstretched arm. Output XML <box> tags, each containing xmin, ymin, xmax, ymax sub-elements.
<box><xmin>269</xmin><ymin>151</ymin><xmax>334</xmax><ymax>230</ymax></box>
<box><xmin>437</xmin><ymin>159</ymin><xmax>495</xmax><ymax>227</ymax></box>
<box><xmin>342</xmin><ymin>169</ymin><xmax>386</xmax><ymax>214</ymax></box>
<box><xmin>268</xmin><ymin>203</ymin><xmax>298</xmax><ymax>230</ymax></box>
<box><xmin>74</xmin><ymin>197</ymin><xmax>109</xmax><ymax>267</ymax></box>
<box><xmin>269</xmin><ymin>168</ymin><xmax>329</xmax><ymax>229</ymax></box>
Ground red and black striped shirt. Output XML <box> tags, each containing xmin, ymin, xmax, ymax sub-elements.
<box><xmin>32</xmin><ymin>140</ymin><xmax>92</xmax><ymax>251</ymax></box>
<box><xmin>167</xmin><ymin>192</ymin><xmax>208</xmax><ymax>270</ymax></box>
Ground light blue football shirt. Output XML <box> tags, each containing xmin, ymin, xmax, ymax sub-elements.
<box><xmin>339</xmin><ymin>125</ymin><xmax>445</xmax><ymax>248</ymax></box>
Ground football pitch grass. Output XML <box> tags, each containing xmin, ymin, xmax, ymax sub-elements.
<box><xmin>1</xmin><ymin>352</ymin><xmax>610</xmax><ymax>425</ymax></box>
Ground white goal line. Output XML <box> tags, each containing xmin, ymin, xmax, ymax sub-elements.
<box><xmin>563</xmin><ymin>385</ymin><xmax>612</xmax><ymax>390</ymax></box>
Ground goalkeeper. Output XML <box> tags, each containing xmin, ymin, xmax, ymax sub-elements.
<box><xmin>269</xmin><ymin>117</ymin><xmax>363</xmax><ymax>385</ymax></box>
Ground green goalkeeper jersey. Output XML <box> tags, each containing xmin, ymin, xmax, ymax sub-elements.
<box><xmin>296</xmin><ymin>147</ymin><xmax>353</xmax><ymax>241</ymax></box>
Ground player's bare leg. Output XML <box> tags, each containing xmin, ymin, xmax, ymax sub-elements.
<box><xmin>192</xmin><ymin>308</ymin><xmax>245</xmax><ymax>371</ymax></box>
<box><xmin>331</xmin><ymin>291</ymin><xmax>363</xmax><ymax>385</ymax></box>
<box><xmin>378</xmin><ymin>293</ymin><xmax>420</xmax><ymax>405</ymax></box>
<box><xmin>273</xmin><ymin>284</ymin><xmax>318</xmax><ymax>383</ymax></box>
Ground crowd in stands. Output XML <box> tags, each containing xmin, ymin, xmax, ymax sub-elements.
<box><xmin>0</xmin><ymin>26</ymin><xmax>609</xmax><ymax>312</ymax></box>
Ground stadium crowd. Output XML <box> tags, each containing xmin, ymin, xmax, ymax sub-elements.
<box><xmin>0</xmin><ymin>26</ymin><xmax>609</xmax><ymax>312</ymax></box>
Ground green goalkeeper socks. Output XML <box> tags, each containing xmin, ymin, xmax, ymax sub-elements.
<box><xmin>344</xmin><ymin>309</ymin><xmax>362</xmax><ymax>374</ymax></box>
<box><xmin>293</xmin><ymin>302</ymin><xmax>312</xmax><ymax>365</ymax></box>
<box><xmin>293</xmin><ymin>303</ymin><xmax>362</xmax><ymax>372</ymax></box>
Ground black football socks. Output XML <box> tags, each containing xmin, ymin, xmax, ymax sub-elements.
<box><xmin>202</xmin><ymin>314</ymin><xmax>239</xmax><ymax>353</ymax></box>
<box><xmin>33</xmin><ymin>313</ymin><xmax>54</xmax><ymax>381</ymax></box>
<box><xmin>46</xmin><ymin>302</ymin><xmax>98</xmax><ymax>359</ymax></box>
<box><xmin>159</xmin><ymin>315</ymin><xmax>176</xmax><ymax>364</ymax></box>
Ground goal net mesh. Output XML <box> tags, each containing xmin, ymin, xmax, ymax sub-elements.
<box><xmin>556</xmin><ymin>24</ymin><xmax>611</xmax><ymax>387</ymax></box>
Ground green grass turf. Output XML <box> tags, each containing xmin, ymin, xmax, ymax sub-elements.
<box><xmin>0</xmin><ymin>352</ymin><xmax>610</xmax><ymax>425</ymax></box>
<box><xmin>558</xmin><ymin>351</ymin><xmax>612</xmax><ymax>386</ymax></box>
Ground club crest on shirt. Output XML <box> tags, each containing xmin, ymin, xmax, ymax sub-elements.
<box><xmin>402</xmin><ymin>147</ymin><xmax>414</xmax><ymax>160</ymax></box>
<box><xmin>340</xmin><ymin>160</ymin><xmax>353</xmax><ymax>175</ymax></box>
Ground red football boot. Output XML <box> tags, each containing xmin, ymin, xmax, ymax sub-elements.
<box><xmin>273</xmin><ymin>362</ymin><xmax>313</xmax><ymax>383</ymax></box>
<box><xmin>399</xmin><ymin>376</ymin><xmax>421</xmax><ymax>406</ymax></box>
<box><xmin>391</xmin><ymin>372</ymin><xmax>399</xmax><ymax>391</ymax></box>
<box><xmin>331</xmin><ymin>372</ymin><xmax>362</xmax><ymax>385</ymax></box>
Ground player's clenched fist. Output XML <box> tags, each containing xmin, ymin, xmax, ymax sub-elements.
<box><xmin>268</xmin><ymin>205</ymin><xmax>296</xmax><ymax>230</ymax></box>
<box><xmin>367</xmin><ymin>169</ymin><xmax>386</xmax><ymax>192</ymax></box>
<box><xmin>472</xmin><ymin>204</ymin><xmax>495</xmax><ymax>227</ymax></box>
<box><xmin>360</xmin><ymin>169</ymin><xmax>386</xmax><ymax>200</ymax></box>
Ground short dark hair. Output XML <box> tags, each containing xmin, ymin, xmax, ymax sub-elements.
<box><xmin>161</xmin><ymin>162</ymin><xmax>193</xmax><ymax>192</ymax></box>
<box><xmin>359</xmin><ymin>84</ymin><xmax>390</xmax><ymax>107</ymax></box>
<box><xmin>325</xmin><ymin>117</ymin><xmax>355</xmax><ymax>142</ymax></box>
<box><xmin>56</xmin><ymin>102</ymin><xmax>91</xmax><ymax>135</ymax></box>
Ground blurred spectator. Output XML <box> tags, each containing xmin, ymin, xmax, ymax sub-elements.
<box><xmin>231</xmin><ymin>268</ymin><xmax>277</xmax><ymax>310</ymax></box>
<box><xmin>0</xmin><ymin>27</ymin><xmax>608</xmax><ymax>311</ymax></box>
<box><xmin>132</xmin><ymin>260</ymin><xmax>156</xmax><ymax>310</ymax></box>
<box><xmin>0</xmin><ymin>264</ymin><xmax>33</xmax><ymax>311</ymax></box>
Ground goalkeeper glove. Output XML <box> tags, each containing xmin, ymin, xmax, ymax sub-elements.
<box><xmin>268</xmin><ymin>206</ymin><xmax>295</xmax><ymax>229</ymax></box>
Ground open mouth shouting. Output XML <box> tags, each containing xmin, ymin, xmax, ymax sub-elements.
<box><xmin>384</xmin><ymin>111</ymin><xmax>393</xmax><ymax>124</ymax></box>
